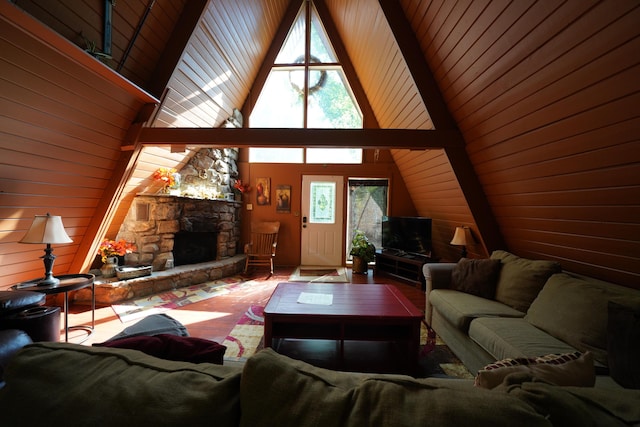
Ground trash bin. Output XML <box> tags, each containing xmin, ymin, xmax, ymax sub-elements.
<box><xmin>2</xmin><ymin>306</ymin><xmax>61</xmax><ymax>342</ymax></box>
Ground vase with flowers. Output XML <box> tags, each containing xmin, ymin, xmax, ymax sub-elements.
<box><xmin>233</xmin><ymin>179</ymin><xmax>251</xmax><ymax>201</ymax></box>
<box><xmin>98</xmin><ymin>239</ymin><xmax>136</xmax><ymax>278</ymax></box>
<box><xmin>153</xmin><ymin>167</ymin><xmax>178</xmax><ymax>194</ymax></box>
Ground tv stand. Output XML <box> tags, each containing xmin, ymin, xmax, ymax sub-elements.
<box><xmin>375</xmin><ymin>250</ymin><xmax>436</xmax><ymax>289</ymax></box>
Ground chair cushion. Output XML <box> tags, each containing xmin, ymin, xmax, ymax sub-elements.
<box><xmin>429</xmin><ymin>289</ymin><xmax>524</xmax><ymax>333</ymax></box>
<box><xmin>490</xmin><ymin>250</ymin><xmax>560</xmax><ymax>312</ymax></box>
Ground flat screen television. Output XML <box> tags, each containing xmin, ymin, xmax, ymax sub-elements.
<box><xmin>382</xmin><ymin>216</ymin><xmax>432</xmax><ymax>255</ymax></box>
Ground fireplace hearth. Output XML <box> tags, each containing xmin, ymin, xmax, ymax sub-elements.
<box><xmin>117</xmin><ymin>194</ymin><xmax>241</xmax><ymax>271</ymax></box>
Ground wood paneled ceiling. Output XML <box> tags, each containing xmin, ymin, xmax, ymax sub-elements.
<box><xmin>2</xmin><ymin>0</ymin><xmax>638</xmax><ymax>288</ymax></box>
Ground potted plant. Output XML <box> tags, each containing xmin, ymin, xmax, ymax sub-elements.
<box><xmin>349</xmin><ymin>230</ymin><xmax>376</xmax><ymax>274</ymax></box>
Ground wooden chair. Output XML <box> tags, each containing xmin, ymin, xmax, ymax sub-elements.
<box><xmin>244</xmin><ymin>221</ymin><xmax>280</xmax><ymax>275</ymax></box>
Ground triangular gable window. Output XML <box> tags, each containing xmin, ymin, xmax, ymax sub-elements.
<box><xmin>250</xmin><ymin>1</ymin><xmax>362</xmax><ymax>129</ymax></box>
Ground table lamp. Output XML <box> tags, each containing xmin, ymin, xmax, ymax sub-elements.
<box><xmin>450</xmin><ymin>226</ymin><xmax>474</xmax><ymax>258</ymax></box>
<box><xmin>19</xmin><ymin>213</ymin><xmax>73</xmax><ymax>286</ymax></box>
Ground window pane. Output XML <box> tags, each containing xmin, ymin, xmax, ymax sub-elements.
<box><xmin>310</xmin><ymin>4</ymin><xmax>337</xmax><ymax>63</ymax></box>
<box><xmin>307</xmin><ymin>148</ymin><xmax>362</xmax><ymax>164</ymax></box>
<box><xmin>347</xmin><ymin>179</ymin><xmax>388</xmax><ymax>261</ymax></box>
<box><xmin>307</xmin><ymin>69</ymin><xmax>362</xmax><ymax>128</ymax></box>
<box><xmin>275</xmin><ymin>5</ymin><xmax>305</xmax><ymax>64</ymax></box>
<box><xmin>250</xmin><ymin>70</ymin><xmax>303</xmax><ymax>128</ymax></box>
<box><xmin>249</xmin><ymin>148</ymin><xmax>303</xmax><ymax>163</ymax></box>
<box><xmin>310</xmin><ymin>182</ymin><xmax>335</xmax><ymax>223</ymax></box>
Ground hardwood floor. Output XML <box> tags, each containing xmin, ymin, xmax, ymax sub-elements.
<box><xmin>66</xmin><ymin>266</ymin><xmax>425</xmax><ymax>346</ymax></box>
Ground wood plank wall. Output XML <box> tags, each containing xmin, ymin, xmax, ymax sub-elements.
<box><xmin>400</xmin><ymin>0</ymin><xmax>640</xmax><ymax>286</ymax></box>
<box><xmin>13</xmin><ymin>0</ymin><xmax>187</xmax><ymax>88</ymax></box>
<box><xmin>0</xmin><ymin>4</ymin><xmax>156</xmax><ymax>289</ymax></box>
<box><xmin>155</xmin><ymin>0</ymin><xmax>290</xmax><ymax>128</ymax></box>
<box><xmin>326</xmin><ymin>0</ymin><xmax>478</xmax><ymax>262</ymax></box>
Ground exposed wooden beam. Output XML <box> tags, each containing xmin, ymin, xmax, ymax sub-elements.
<box><xmin>378</xmin><ymin>0</ymin><xmax>456</xmax><ymax>130</ymax></box>
<box><xmin>314</xmin><ymin>0</ymin><xmax>379</xmax><ymax>128</ymax></box>
<box><xmin>69</xmin><ymin>103</ymin><xmax>157</xmax><ymax>274</ymax></box>
<box><xmin>241</xmin><ymin>0</ymin><xmax>301</xmax><ymax>121</ymax></box>
<box><xmin>445</xmin><ymin>146</ymin><xmax>506</xmax><ymax>253</ymax></box>
<box><xmin>379</xmin><ymin>0</ymin><xmax>505</xmax><ymax>252</ymax></box>
<box><xmin>146</xmin><ymin>0</ymin><xmax>208</xmax><ymax>98</ymax></box>
<box><xmin>138</xmin><ymin>127</ymin><xmax>465</xmax><ymax>149</ymax></box>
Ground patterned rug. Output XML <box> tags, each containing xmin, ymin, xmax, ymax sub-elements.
<box><xmin>112</xmin><ymin>275</ymin><xmax>259</xmax><ymax>323</ymax></box>
<box><xmin>289</xmin><ymin>266</ymin><xmax>349</xmax><ymax>283</ymax></box>
<box><xmin>221</xmin><ymin>304</ymin><xmax>472</xmax><ymax>379</ymax></box>
<box><xmin>222</xmin><ymin>305</ymin><xmax>265</xmax><ymax>361</ymax></box>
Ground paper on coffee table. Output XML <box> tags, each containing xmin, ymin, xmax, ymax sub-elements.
<box><xmin>297</xmin><ymin>292</ymin><xmax>333</xmax><ymax>305</ymax></box>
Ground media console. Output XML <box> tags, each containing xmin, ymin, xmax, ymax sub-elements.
<box><xmin>374</xmin><ymin>250</ymin><xmax>437</xmax><ymax>289</ymax></box>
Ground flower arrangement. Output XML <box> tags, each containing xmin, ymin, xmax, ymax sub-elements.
<box><xmin>233</xmin><ymin>179</ymin><xmax>251</xmax><ymax>194</ymax></box>
<box><xmin>97</xmin><ymin>239</ymin><xmax>136</xmax><ymax>263</ymax></box>
<box><xmin>153</xmin><ymin>167</ymin><xmax>177</xmax><ymax>188</ymax></box>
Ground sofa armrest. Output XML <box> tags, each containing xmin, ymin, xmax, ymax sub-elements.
<box><xmin>423</xmin><ymin>263</ymin><xmax>457</xmax><ymax>325</ymax></box>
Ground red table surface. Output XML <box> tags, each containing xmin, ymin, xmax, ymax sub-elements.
<box><xmin>264</xmin><ymin>282</ymin><xmax>422</xmax><ymax>319</ymax></box>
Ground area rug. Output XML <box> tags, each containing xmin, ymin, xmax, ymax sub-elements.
<box><xmin>419</xmin><ymin>323</ymin><xmax>474</xmax><ymax>379</ymax></box>
<box><xmin>112</xmin><ymin>275</ymin><xmax>259</xmax><ymax>323</ymax></box>
<box><xmin>220</xmin><ymin>307</ymin><xmax>472</xmax><ymax>379</ymax></box>
<box><xmin>223</xmin><ymin>305</ymin><xmax>265</xmax><ymax>362</ymax></box>
<box><xmin>289</xmin><ymin>266</ymin><xmax>349</xmax><ymax>283</ymax></box>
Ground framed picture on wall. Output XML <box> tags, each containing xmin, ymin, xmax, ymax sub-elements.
<box><xmin>276</xmin><ymin>185</ymin><xmax>291</xmax><ymax>213</ymax></box>
<box><xmin>256</xmin><ymin>177</ymin><xmax>270</xmax><ymax>205</ymax></box>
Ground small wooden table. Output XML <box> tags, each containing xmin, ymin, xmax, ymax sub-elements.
<box><xmin>13</xmin><ymin>274</ymin><xmax>95</xmax><ymax>343</ymax></box>
<box><xmin>264</xmin><ymin>282</ymin><xmax>423</xmax><ymax>374</ymax></box>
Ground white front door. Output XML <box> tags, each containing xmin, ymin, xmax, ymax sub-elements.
<box><xmin>300</xmin><ymin>175</ymin><xmax>344</xmax><ymax>266</ymax></box>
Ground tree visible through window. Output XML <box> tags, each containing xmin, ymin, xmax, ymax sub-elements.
<box><xmin>250</xmin><ymin>1</ymin><xmax>362</xmax><ymax>129</ymax></box>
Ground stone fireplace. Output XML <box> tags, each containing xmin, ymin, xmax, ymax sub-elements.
<box><xmin>117</xmin><ymin>194</ymin><xmax>241</xmax><ymax>272</ymax></box>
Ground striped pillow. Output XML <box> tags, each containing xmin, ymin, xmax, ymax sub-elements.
<box><xmin>475</xmin><ymin>351</ymin><xmax>595</xmax><ymax>389</ymax></box>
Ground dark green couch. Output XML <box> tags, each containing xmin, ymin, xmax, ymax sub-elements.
<box><xmin>1</xmin><ymin>343</ymin><xmax>639</xmax><ymax>426</ymax></box>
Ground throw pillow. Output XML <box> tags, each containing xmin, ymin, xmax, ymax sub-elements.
<box><xmin>95</xmin><ymin>333</ymin><xmax>226</xmax><ymax>364</ymax></box>
<box><xmin>607</xmin><ymin>300</ymin><xmax>640</xmax><ymax>389</ymax></box>
<box><xmin>450</xmin><ymin>258</ymin><xmax>502</xmax><ymax>299</ymax></box>
<box><xmin>490</xmin><ymin>250</ymin><xmax>561</xmax><ymax>312</ymax></box>
<box><xmin>475</xmin><ymin>351</ymin><xmax>594</xmax><ymax>389</ymax></box>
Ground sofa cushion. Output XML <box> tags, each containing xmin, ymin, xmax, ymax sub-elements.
<box><xmin>475</xmin><ymin>351</ymin><xmax>595</xmax><ymax>389</ymax></box>
<box><xmin>0</xmin><ymin>342</ymin><xmax>242</xmax><ymax>426</ymax></box>
<box><xmin>430</xmin><ymin>289</ymin><xmax>524</xmax><ymax>333</ymax></box>
<box><xmin>239</xmin><ymin>348</ymin><xmax>549</xmax><ymax>427</ymax></box>
<box><xmin>490</xmin><ymin>250</ymin><xmax>561</xmax><ymax>312</ymax></box>
<box><xmin>525</xmin><ymin>273</ymin><xmax>639</xmax><ymax>366</ymax></box>
<box><xmin>451</xmin><ymin>258</ymin><xmax>502</xmax><ymax>299</ymax></box>
<box><xmin>607</xmin><ymin>299</ymin><xmax>640</xmax><ymax>389</ymax></box>
<box><xmin>469</xmin><ymin>317</ymin><xmax>578</xmax><ymax>362</ymax></box>
<box><xmin>94</xmin><ymin>333</ymin><xmax>226</xmax><ymax>364</ymax></box>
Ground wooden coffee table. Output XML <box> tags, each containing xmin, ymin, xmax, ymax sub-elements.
<box><xmin>264</xmin><ymin>282</ymin><xmax>423</xmax><ymax>374</ymax></box>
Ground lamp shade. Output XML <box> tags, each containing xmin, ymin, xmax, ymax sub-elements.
<box><xmin>450</xmin><ymin>226</ymin><xmax>474</xmax><ymax>246</ymax></box>
<box><xmin>20</xmin><ymin>213</ymin><xmax>73</xmax><ymax>244</ymax></box>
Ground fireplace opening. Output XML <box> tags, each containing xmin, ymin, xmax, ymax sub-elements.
<box><xmin>173</xmin><ymin>231</ymin><xmax>217</xmax><ymax>266</ymax></box>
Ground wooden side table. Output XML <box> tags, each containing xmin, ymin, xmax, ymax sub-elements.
<box><xmin>12</xmin><ymin>274</ymin><xmax>95</xmax><ymax>343</ymax></box>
